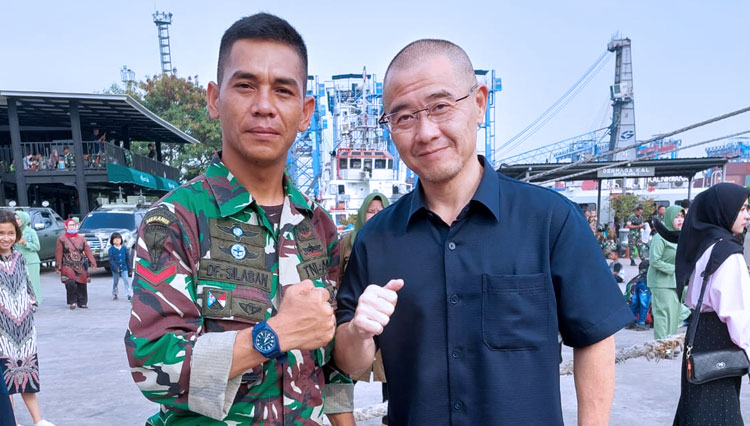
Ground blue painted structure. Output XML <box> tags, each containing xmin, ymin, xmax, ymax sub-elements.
<box><xmin>287</xmin><ymin>75</ymin><xmax>324</xmax><ymax>196</ymax></box>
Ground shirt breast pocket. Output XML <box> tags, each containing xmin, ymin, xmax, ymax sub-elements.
<box><xmin>481</xmin><ymin>273</ymin><xmax>549</xmax><ymax>351</ymax></box>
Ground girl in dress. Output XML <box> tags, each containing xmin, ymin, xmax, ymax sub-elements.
<box><xmin>0</xmin><ymin>210</ymin><xmax>54</xmax><ymax>425</ymax></box>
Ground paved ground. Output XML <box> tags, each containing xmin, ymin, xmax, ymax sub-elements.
<box><xmin>10</xmin><ymin>262</ymin><xmax>750</xmax><ymax>425</ymax></box>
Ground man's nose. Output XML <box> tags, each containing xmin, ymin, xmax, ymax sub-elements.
<box><xmin>413</xmin><ymin>113</ymin><xmax>441</xmax><ymax>143</ymax></box>
<box><xmin>251</xmin><ymin>89</ymin><xmax>275</xmax><ymax>117</ymax></box>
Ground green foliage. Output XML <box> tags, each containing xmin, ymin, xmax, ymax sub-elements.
<box><xmin>609</xmin><ymin>193</ymin><xmax>656</xmax><ymax>222</ymax></box>
<box><xmin>138</xmin><ymin>74</ymin><xmax>221</xmax><ymax>181</ymax></box>
<box><xmin>104</xmin><ymin>74</ymin><xmax>221</xmax><ymax>181</ymax></box>
<box><xmin>340</xmin><ymin>214</ymin><xmax>358</xmax><ymax>226</ymax></box>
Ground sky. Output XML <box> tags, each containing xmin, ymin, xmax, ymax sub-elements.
<box><xmin>1</xmin><ymin>0</ymin><xmax>748</xmax><ymax>160</ymax></box>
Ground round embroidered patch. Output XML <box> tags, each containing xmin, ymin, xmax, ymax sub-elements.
<box><xmin>232</xmin><ymin>226</ymin><xmax>244</xmax><ymax>238</ymax></box>
<box><xmin>231</xmin><ymin>244</ymin><xmax>247</xmax><ymax>260</ymax></box>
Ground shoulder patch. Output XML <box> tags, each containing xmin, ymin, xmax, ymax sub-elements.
<box><xmin>143</xmin><ymin>207</ymin><xmax>179</xmax><ymax>272</ymax></box>
<box><xmin>144</xmin><ymin>207</ymin><xmax>179</xmax><ymax>227</ymax></box>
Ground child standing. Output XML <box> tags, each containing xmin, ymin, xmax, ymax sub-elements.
<box><xmin>108</xmin><ymin>232</ymin><xmax>131</xmax><ymax>300</ymax></box>
<box><xmin>0</xmin><ymin>210</ymin><xmax>54</xmax><ymax>425</ymax></box>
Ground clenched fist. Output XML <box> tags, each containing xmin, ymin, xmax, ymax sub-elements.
<box><xmin>350</xmin><ymin>279</ymin><xmax>404</xmax><ymax>339</ymax></box>
<box><xmin>267</xmin><ymin>280</ymin><xmax>336</xmax><ymax>351</ymax></box>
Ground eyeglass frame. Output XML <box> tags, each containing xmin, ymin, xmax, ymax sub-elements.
<box><xmin>379</xmin><ymin>83</ymin><xmax>480</xmax><ymax>133</ymax></box>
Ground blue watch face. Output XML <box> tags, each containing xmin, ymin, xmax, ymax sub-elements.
<box><xmin>255</xmin><ymin>329</ymin><xmax>277</xmax><ymax>352</ymax></box>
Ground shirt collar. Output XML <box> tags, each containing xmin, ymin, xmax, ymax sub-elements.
<box><xmin>405</xmin><ymin>155</ymin><xmax>500</xmax><ymax>229</ymax></box>
<box><xmin>205</xmin><ymin>152</ymin><xmax>315</xmax><ymax>218</ymax></box>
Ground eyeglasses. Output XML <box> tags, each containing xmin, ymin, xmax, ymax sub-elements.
<box><xmin>379</xmin><ymin>84</ymin><xmax>478</xmax><ymax>134</ymax></box>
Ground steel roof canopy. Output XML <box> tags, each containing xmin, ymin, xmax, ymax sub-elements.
<box><xmin>497</xmin><ymin>157</ymin><xmax>730</xmax><ymax>182</ymax></box>
<box><xmin>0</xmin><ymin>90</ymin><xmax>199</xmax><ymax>144</ymax></box>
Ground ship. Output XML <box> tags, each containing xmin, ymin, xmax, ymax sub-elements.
<box><xmin>318</xmin><ymin>68</ymin><xmax>412</xmax><ymax>227</ymax></box>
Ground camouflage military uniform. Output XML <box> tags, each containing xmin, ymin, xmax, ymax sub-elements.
<box><xmin>125</xmin><ymin>154</ymin><xmax>342</xmax><ymax>425</ymax></box>
<box><xmin>599</xmin><ymin>236</ymin><xmax>616</xmax><ymax>258</ymax></box>
<box><xmin>627</xmin><ymin>213</ymin><xmax>646</xmax><ymax>261</ymax></box>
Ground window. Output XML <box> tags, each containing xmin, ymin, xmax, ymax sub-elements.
<box><xmin>80</xmin><ymin>212</ymin><xmax>136</xmax><ymax>231</ymax></box>
<box><xmin>339</xmin><ymin>158</ymin><xmax>348</xmax><ymax>169</ymax></box>
<box><xmin>375</xmin><ymin>159</ymin><xmax>386</xmax><ymax>169</ymax></box>
<box><xmin>388</xmin><ymin>159</ymin><xmax>393</xmax><ymax>169</ymax></box>
<box><xmin>364</xmin><ymin>159</ymin><xmax>372</xmax><ymax>171</ymax></box>
<box><xmin>39</xmin><ymin>211</ymin><xmax>54</xmax><ymax>229</ymax></box>
<box><xmin>338</xmin><ymin>184</ymin><xmax>346</xmax><ymax>195</ymax></box>
<box><xmin>351</xmin><ymin>159</ymin><xmax>362</xmax><ymax>169</ymax></box>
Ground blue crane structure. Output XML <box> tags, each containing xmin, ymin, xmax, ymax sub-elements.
<box><xmin>476</xmin><ymin>70</ymin><xmax>502</xmax><ymax>166</ymax></box>
<box><xmin>287</xmin><ymin>75</ymin><xmax>325</xmax><ymax>197</ymax></box>
<box><xmin>706</xmin><ymin>138</ymin><xmax>750</xmax><ymax>159</ymax></box>
<box><xmin>286</xmin><ymin>68</ymin><xmax>500</xmax><ymax>194</ymax></box>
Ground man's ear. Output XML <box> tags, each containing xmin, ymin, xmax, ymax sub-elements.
<box><xmin>298</xmin><ymin>95</ymin><xmax>316</xmax><ymax>132</ymax></box>
<box><xmin>473</xmin><ymin>85</ymin><xmax>489</xmax><ymax>126</ymax></box>
<box><xmin>207</xmin><ymin>81</ymin><xmax>221</xmax><ymax>120</ymax></box>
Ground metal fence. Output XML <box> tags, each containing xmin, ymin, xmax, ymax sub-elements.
<box><xmin>0</xmin><ymin>141</ymin><xmax>180</xmax><ymax>181</ymax></box>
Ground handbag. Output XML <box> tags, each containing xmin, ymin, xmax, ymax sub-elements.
<box><xmin>685</xmin><ymin>270</ymin><xmax>750</xmax><ymax>384</ymax></box>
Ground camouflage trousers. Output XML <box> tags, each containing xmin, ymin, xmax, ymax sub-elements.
<box><xmin>628</xmin><ymin>234</ymin><xmax>647</xmax><ymax>261</ymax></box>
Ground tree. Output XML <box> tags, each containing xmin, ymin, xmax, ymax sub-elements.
<box><xmin>137</xmin><ymin>74</ymin><xmax>221</xmax><ymax>180</ymax></box>
<box><xmin>609</xmin><ymin>193</ymin><xmax>655</xmax><ymax>224</ymax></box>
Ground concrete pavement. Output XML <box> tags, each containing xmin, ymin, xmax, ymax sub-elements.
<box><xmin>10</xmin><ymin>263</ymin><xmax>750</xmax><ymax>425</ymax></box>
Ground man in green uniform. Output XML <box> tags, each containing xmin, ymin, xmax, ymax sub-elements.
<box><xmin>626</xmin><ymin>205</ymin><xmax>646</xmax><ymax>266</ymax></box>
<box><xmin>125</xmin><ymin>13</ymin><xmax>344</xmax><ymax>425</ymax></box>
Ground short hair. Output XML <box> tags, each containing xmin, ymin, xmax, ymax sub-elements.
<box><xmin>679</xmin><ymin>199</ymin><xmax>691</xmax><ymax>209</ymax></box>
<box><xmin>217</xmin><ymin>13</ymin><xmax>308</xmax><ymax>90</ymax></box>
<box><xmin>383</xmin><ymin>39</ymin><xmax>476</xmax><ymax>97</ymax></box>
<box><xmin>0</xmin><ymin>210</ymin><xmax>21</xmax><ymax>242</ymax></box>
<box><xmin>110</xmin><ymin>232</ymin><xmax>123</xmax><ymax>245</ymax></box>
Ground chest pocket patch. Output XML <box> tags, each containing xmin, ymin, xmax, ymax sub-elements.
<box><xmin>294</xmin><ymin>218</ymin><xmax>329</xmax><ymax>280</ymax></box>
<box><xmin>198</xmin><ymin>219</ymin><xmax>272</xmax><ymax>292</ymax></box>
<box><xmin>201</xmin><ymin>287</ymin><xmax>269</xmax><ymax>323</ymax></box>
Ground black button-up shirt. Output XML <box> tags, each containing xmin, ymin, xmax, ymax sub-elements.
<box><xmin>337</xmin><ymin>156</ymin><xmax>633</xmax><ymax>425</ymax></box>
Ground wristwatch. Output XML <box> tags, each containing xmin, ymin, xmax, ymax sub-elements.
<box><xmin>252</xmin><ymin>321</ymin><xmax>283</xmax><ymax>359</ymax></box>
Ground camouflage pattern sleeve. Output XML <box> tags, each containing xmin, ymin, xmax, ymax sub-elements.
<box><xmin>124</xmin><ymin>201</ymin><xmax>241</xmax><ymax>420</ymax></box>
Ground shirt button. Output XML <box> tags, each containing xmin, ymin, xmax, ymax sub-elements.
<box><xmin>448</xmin><ymin>241</ymin><xmax>456</xmax><ymax>250</ymax></box>
<box><xmin>449</xmin><ymin>294</ymin><xmax>460</xmax><ymax>304</ymax></box>
<box><xmin>454</xmin><ymin>400</ymin><xmax>463</xmax><ymax>410</ymax></box>
<box><xmin>451</xmin><ymin>348</ymin><xmax>462</xmax><ymax>359</ymax></box>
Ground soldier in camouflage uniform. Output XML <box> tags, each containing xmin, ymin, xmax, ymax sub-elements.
<box><xmin>626</xmin><ymin>205</ymin><xmax>646</xmax><ymax>265</ymax></box>
<box><xmin>125</xmin><ymin>13</ymin><xmax>347</xmax><ymax>425</ymax></box>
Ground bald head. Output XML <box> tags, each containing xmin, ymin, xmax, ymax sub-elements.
<box><xmin>383</xmin><ymin>39</ymin><xmax>476</xmax><ymax>100</ymax></box>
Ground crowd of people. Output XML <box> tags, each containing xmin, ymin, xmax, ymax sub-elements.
<box><xmin>14</xmin><ymin>130</ymin><xmax>162</xmax><ymax>175</ymax></box>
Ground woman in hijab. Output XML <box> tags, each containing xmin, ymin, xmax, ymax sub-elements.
<box><xmin>673</xmin><ymin>183</ymin><xmax>750</xmax><ymax>426</ymax></box>
<box><xmin>327</xmin><ymin>191</ymin><xmax>390</xmax><ymax>426</ymax></box>
<box><xmin>54</xmin><ymin>218</ymin><xmax>97</xmax><ymax>309</ymax></box>
<box><xmin>647</xmin><ymin>205</ymin><xmax>685</xmax><ymax>340</ymax></box>
<box><xmin>15</xmin><ymin>211</ymin><xmax>42</xmax><ymax>303</ymax></box>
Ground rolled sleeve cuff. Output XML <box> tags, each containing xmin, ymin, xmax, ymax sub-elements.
<box><xmin>188</xmin><ymin>330</ymin><xmax>242</xmax><ymax>420</ymax></box>
<box><xmin>323</xmin><ymin>383</ymin><xmax>355</xmax><ymax>414</ymax></box>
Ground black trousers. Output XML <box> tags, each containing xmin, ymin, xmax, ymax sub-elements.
<box><xmin>64</xmin><ymin>278</ymin><xmax>88</xmax><ymax>306</ymax></box>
